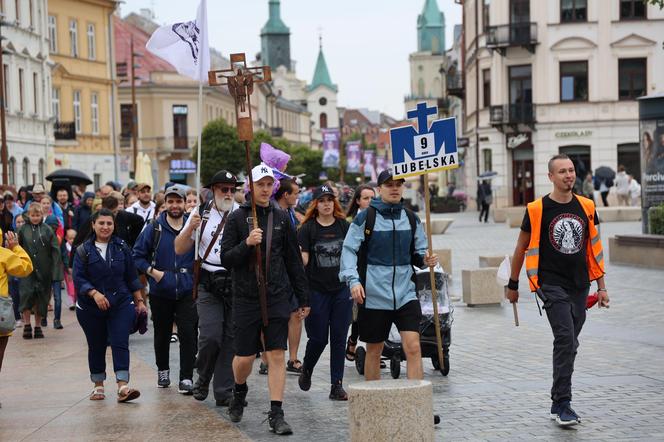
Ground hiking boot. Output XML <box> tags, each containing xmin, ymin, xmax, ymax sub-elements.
<box><xmin>556</xmin><ymin>402</ymin><xmax>581</xmax><ymax>427</ymax></box>
<box><xmin>329</xmin><ymin>383</ymin><xmax>348</xmax><ymax>401</ymax></box>
<box><xmin>286</xmin><ymin>360</ymin><xmax>302</xmax><ymax>374</ymax></box>
<box><xmin>178</xmin><ymin>379</ymin><xmax>194</xmax><ymax>395</ymax></box>
<box><xmin>192</xmin><ymin>381</ymin><xmax>209</xmax><ymax>401</ymax></box>
<box><xmin>33</xmin><ymin>326</ymin><xmax>44</xmax><ymax>339</ymax></box>
<box><xmin>268</xmin><ymin>407</ymin><xmax>293</xmax><ymax>435</ymax></box>
<box><xmin>23</xmin><ymin>324</ymin><xmax>33</xmax><ymax>339</ymax></box>
<box><xmin>157</xmin><ymin>370</ymin><xmax>170</xmax><ymax>388</ymax></box>
<box><xmin>54</xmin><ymin>319</ymin><xmax>63</xmax><ymax>330</ymax></box>
<box><xmin>228</xmin><ymin>390</ymin><xmax>247</xmax><ymax>423</ymax></box>
<box><xmin>298</xmin><ymin>365</ymin><xmax>312</xmax><ymax>391</ymax></box>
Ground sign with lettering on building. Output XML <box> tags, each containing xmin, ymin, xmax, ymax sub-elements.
<box><xmin>389</xmin><ymin>102</ymin><xmax>458</xmax><ymax>178</ymax></box>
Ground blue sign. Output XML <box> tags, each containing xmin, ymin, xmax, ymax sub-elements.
<box><xmin>390</xmin><ymin>102</ymin><xmax>458</xmax><ymax>178</ymax></box>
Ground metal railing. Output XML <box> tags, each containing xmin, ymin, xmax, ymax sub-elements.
<box><xmin>490</xmin><ymin>104</ymin><xmax>536</xmax><ymax>125</ymax></box>
<box><xmin>446</xmin><ymin>73</ymin><xmax>464</xmax><ymax>98</ymax></box>
<box><xmin>486</xmin><ymin>22</ymin><xmax>537</xmax><ymax>49</ymax></box>
<box><xmin>53</xmin><ymin>122</ymin><xmax>76</xmax><ymax>140</ymax></box>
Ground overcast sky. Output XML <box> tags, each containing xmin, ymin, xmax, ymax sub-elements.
<box><xmin>122</xmin><ymin>0</ymin><xmax>461</xmax><ymax>119</ymax></box>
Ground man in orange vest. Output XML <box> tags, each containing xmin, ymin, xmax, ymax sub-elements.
<box><xmin>506</xmin><ymin>154</ymin><xmax>609</xmax><ymax>427</ymax></box>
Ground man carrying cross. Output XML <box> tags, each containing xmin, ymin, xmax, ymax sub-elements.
<box><xmin>220</xmin><ymin>164</ymin><xmax>309</xmax><ymax>435</ymax></box>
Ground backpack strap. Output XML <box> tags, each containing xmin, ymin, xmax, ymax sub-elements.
<box><xmin>357</xmin><ymin>206</ymin><xmax>376</xmax><ymax>285</ymax></box>
<box><xmin>149</xmin><ymin>220</ymin><xmax>162</xmax><ymax>268</ymax></box>
<box><xmin>75</xmin><ymin>243</ymin><xmax>89</xmax><ymax>266</ymax></box>
<box><xmin>404</xmin><ymin>208</ymin><xmax>417</xmax><ymax>257</ymax></box>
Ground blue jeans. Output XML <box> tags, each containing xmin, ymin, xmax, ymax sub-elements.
<box><xmin>303</xmin><ymin>288</ymin><xmax>353</xmax><ymax>385</ymax></box>
<box><xmin>52</xmin><ymin>281</ymin><xmax>62</xmax><ymax>321</ymax></box>
<box><xmin>9</xmin><ymin>277</ymin><xmax>20</xmax><ymax>320</ymax></box>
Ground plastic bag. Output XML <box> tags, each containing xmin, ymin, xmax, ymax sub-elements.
<box><xmin>496</xmin><ymin>255</ymin><xmax>510</xmax><ymax>286</ymax></box>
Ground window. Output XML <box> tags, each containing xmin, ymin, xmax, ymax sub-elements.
<box><xmin>18</xmin><ymin>68</ymin><xmax>24</xmax><ymax>112</ymax></box>
<box><xmin>8</xmin><ymin>157</ymin><xmax>16</xmax><ymax>185</ymax></box>
<box><xmin>93</xmin><ymin>173</ymin><xmax>101</xmax><ymax>190</ymax></box>
<box><xmin>48</xmin><ymin>16</ymin><xmax>57</xmax><ymax>53</ymax></box>
<box><xmin>618</xmin><ymin>58</ymin><xmax>646</xmax><ymax>100</ymax></box>
<box><xmin>482</xmin><ymin>69</ymin><xmax>491</xmax><ymax>108</ymax></box>
<box><xmin>482</xmin><ymin>0</ymin><xmax>490</xmax><ymax>32</ymax></box>
<box><xmin>620</xmin><ymin>0</ymin><xmax>646</xmax><ymax>20</ymax></box>
<box><xmin>560</xmin><ymin>61</ymin><xmax>588</xmax><ymax>102</ymax></box>
<box><xmin>69</xmin><ymin>19</ymin><xmax>78</xmax><ymax>57</ymax></box>
<box><xmin>319</xmin><ymin>112</ymin><xmax>327</xmax><ymax>129</ymax></box>
<box><xmin>52</xmin><ymin>87</ymin><xmax>60</xmax><ymax>120</ymax></box>
<box><xmin>38</xmin><ymin>158</ymin><xmax>44</xmax><ymax>183</ymax></box>
<box><xmin>120</xmin><ymin>103</ymin><xmax>133</xmax><ymax>146</ymax></box>
<box><xmin>73</xmin><ymin>90</ymin><xmax>81</xmax><ymax>133</ymax></box>
<box><xmin>561</xmin><ymin>0</ymin><xmax>586</xmax><ymax>22</ymax></box>
<box><xmin>28</xmin><ymin>0</ymin><xmax>33</xmax><ymax>28</ymax></box>
<box><xmin>417</xmin><ymin>78</ymin><xmax>425</xmax><ymax>97</ymax></box>
<box><xmin>87</xmin><ymin>23</ymin><xmax>96</xmax><ymax>60</ymax></box>
<box><xmin>90</xmin><ymin>92</ymin><xmax>99</xmax><ymax>134</ymax></box>
<box><xmin>22</xmin><ymin>157</ymin><xmax>29</xmax><ymax>185</ymax></box>
<box><xmin>32</xmin><ymin>72</ymin><xmax>37</xmax><ymax>114</ymax></box>
<box><xmin>173</xmin><ymin>105</ymin><xmax>188</xmax><ymax>149</ymax></box>
<box><xmin>559</xmin><ymin>145</ymin><xmax>591</xmax><ymax>179</ymax></box>
<box><xmin>617</xmin><ymin>143</ymin><xmax>641</xmax><ymax>182</ymax></box>
<box><xmin>482</xmin><ymin>148</ymin><xmax>492</xmax><ymax>172</ymax></box>
<box><xmin>14</xmin><ymin>0</ymin><xmax>19</xmax><ymax>25</ymax></box>
<box><xmin>2</xmin><ymin>64</ymin><xmax>8</xmax><ymax>110</ymax></box>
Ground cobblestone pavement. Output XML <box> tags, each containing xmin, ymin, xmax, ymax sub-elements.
<box><xmin>2</xmin><ymin>210</ymin><xmax>663</xmax><ymax>441</ymax></box>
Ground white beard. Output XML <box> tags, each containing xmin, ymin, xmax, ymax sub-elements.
<box><xmin>215</xmin><ymin>197</ymin><xmax>234</xmax><ymax>212</ymax></box>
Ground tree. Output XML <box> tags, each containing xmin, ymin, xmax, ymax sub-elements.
<box><xmin>645</xmin><ymin>0</ymin><xmax>663</xmax><ymax>8</ymax></box>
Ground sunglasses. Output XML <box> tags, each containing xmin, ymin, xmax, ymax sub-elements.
<box><xmin>215</xmin><ymin>186</ymin><xmax>236</xmax><ymax>194</ymax></box>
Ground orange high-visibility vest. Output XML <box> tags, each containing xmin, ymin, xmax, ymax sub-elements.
<box><xmin>524</xmin><ymin>194</ymin><xmax>605</xmax><ymax>291</ymax></box>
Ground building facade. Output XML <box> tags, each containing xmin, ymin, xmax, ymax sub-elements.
<box><xmin>48</xmin><ymin>0</ymin><xmax>118</xmax><ymax>188</ymax></box>
<box><xmin>462</xmin><ymin>0</ymin><xmax>664</xmax><ymax>207</ymax></box>
<box><xmin>1</xmin><ymin>0</ymin><xmax>53</xmax><ymax>188</ymax></box>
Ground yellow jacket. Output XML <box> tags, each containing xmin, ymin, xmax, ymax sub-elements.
<box><xmin>1</xmin><ymin>229</ymin><xmax>34</xmax><ymax>337</ymax></box>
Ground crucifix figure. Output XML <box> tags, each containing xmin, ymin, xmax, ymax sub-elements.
<box><xmin>208</xmin><ymin>53</ymin><xmax>272</xmax><ymax>326</ymax></box>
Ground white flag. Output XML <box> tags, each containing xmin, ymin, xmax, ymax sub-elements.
<box><xmin>145</xmin><ymin>0</ymin><xmax>210</xmax><ymax>83</ymax></box>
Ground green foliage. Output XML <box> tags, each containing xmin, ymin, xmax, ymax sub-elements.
<box><xmin>644</xmin><ymin>0</ymin><xmax>663</xmax><ymax>9</ymax></box>
<box><xmin>649</xmin><ymin>204</ymin><xmax>664</xmax><ymax>235</ymax></box>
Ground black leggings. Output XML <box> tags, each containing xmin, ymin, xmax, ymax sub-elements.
<box><xmin>349</xmin><ymin>320</ymin><xmax>359</xmax><ymax>343</ymax></box>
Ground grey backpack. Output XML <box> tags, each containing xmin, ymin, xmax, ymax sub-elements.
<box><xmin>0</xmin><ymin>296</ymin><xmax>16</xmax><ymax>334</ymax></box>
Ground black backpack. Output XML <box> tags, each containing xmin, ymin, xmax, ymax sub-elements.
<box><xmin>356</xmin><ymin>206</ymin><xmax>418</xmax><ymax>286</ymax></box>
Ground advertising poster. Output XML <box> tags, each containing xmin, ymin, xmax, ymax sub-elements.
<box><xmin>346</xmin><ymin>141</ymin><xmax>362</xmax><ymax>174</ymax></box>
<box><xmin>363</xmin><ymin>150</ymin><xmax>376</xmax><ymax>178</ymax></box>
<box><xmin>640</xmin><ymin>118</ymin><xmax>664</xmax><ymax>208</ymax></box>
<box><xmin>375</xmin><ymin>153</ymin><xmax>388</xmax><ymax>174</ymax></box>
<box><xmin>321</xmin><ymin>129</ymin><xmax>341</xmax><ymax>169</ymax></box>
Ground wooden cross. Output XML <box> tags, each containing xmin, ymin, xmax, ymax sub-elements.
<box><xmin>208</xmin><ymin>53</ymin><xmax>271</xmax><ymax>141</ymax></box>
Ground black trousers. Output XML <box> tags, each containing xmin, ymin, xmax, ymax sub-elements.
<box><xmin>541</xmin><ymin>284</ymin><xmax>588</xmax><ymax>404</ymax></box>
<box><xmin>479</xmin><ymin>202</ymin><xmax>490</xmax><ymax>222</ymax></box>
<box><xmin>149</xmin><ymin>295</ymin><xmax>198</xmax><ymax>381</ymax></box>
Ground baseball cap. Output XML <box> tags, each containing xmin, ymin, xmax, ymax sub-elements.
<box><xmin>135</xmin><ymin>183</ymin><xmax>151</xmax><ymax>192</ymax></box>
<box><xmin>313</xmin><ymin>184</ymin><xmax>335</xmax><ymax>200</ymax></box>
<box><xmin>206</xmin><ymin>170</ymin><xmax>243</xmax><ymax>188</ymax></box>
<box><xmin>377</xmin><ymin>169</ymin><xmax>404</xmax><ymax>186</ymax></box>
<box><xmin>251</xmin><ymin>163</ymin><xmax>275</xmax><ymax>183</ymax></box>
<box><xmin>126</xmin><ymin>180</ymin><xmax>138</xmax><ymax>190</ymax></box>
<box><xmin>31</xmin><ymin>184</ymin><xmax>46</xmax><ymax>194</ymax></box>
<box><xmin>164</xmin><ymin>184</ymin><xmax>187</xmax><ymax>199</ymax></box>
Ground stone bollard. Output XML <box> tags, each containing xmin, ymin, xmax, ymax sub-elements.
<box><xmin>348</xmin><ymin>379</ymin><xmax>434</xmax><ymax>442</ymax></box>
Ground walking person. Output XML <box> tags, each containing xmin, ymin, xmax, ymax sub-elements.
<box><xmin>614</xmin><ymin>165</ymin><xmax>630</xmax><ymax>206</ymax></box>
<box><xmin>126</xmin><ymin>183</ymin><xmax>156</xmax><ymax>225</ymax></box>
<box><xmin>339</xmin><ymin>170</ymin><xmax>438</xmax><ymax>382</ymax></box>
<box><xmin>17</xmin><ymin>203</ymin><xmax>63</xmax><ymax>339</ymax></box>
<box><xmin>343</xmin><ymin>184</ymin><xmax>375</xmax><ymax>362</ymax></box>
<box><xmin>174</xmin><ymin>170</ymin><xmax>241</xmax><ymax>406</ymax></box>
<box><xmin>221</xmin><ymin>164</ymin><xmax>309</xmax><ymax>435</ymax></box>
<box><xmin>72</xmin><ymin>209</ymin><xmax>145</xmax><ymax>403</ymax></box>
<box><xmin>133</xmin><ymin>185</ymin><xmax>197</xmax><ymax>394</ymax></box>
<box><xmin>477</xmin><ymin>180</ymin><xmax>492</xmax><ymax>223</ymax></box>
<box><xmin>297</xmin><ymin>185</ymin><xmax>352</xmax><ymax>400</ymax></box>
<box><xmin>582</xmin><ymin>172</ymin><xmax>595</xmax><ymax>201</ymax></box>
<box><xmin>506</xmin><ymin>154</ymin><xmax>609</xmax><ymax>427</ymax></box>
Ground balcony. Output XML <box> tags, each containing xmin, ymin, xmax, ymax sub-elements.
<box><xmin>54</xmin><ymin>122</ymin><xmax>76</xmax><ymax>140</ymax></box>
<box><xmin>446</xmin><ymin>73</ymin><xmax>464</xmax><ymax>99</ymax></box>
<box><xmin>486</xmin><ymin>22</ymin><xmax>538</xmax><ymax>55</ymax></box>
<box><xmin>490</xmin><ymin>104</ymin><xmax>536</xmax><ymax>132</ymax></box>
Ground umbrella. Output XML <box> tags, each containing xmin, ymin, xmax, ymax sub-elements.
<box><xmin>135</xmin><ymin>153</ymin><xmax>154</xmax><ymax>188</ymax></box>
<box><xmin>594</xmin><ymin>166</ymin><xmax>615</xmax><ymax>181</ymax></box>
<box><xmin>45</xmin><ymin>168</ymin><xmax>93</xmax><ymax>186</ymax></box>
<box><xmin>477</xmin><ymin>171</ymin><xmax>498</xmax><ymax>180</ymax></box>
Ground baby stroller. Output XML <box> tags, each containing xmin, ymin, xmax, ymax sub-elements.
<box><xmin>355</xmin><ymin>265</ymin><xmax>453</xmax><ymax>378</ymax></box>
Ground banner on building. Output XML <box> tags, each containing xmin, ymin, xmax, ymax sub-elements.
<box><xmin>346</xmin><ymin>141</ymin><xmax>362</xmax><ymax>174</ymax></box>
<box><xmin>363</xmin><ymin>150</ymin><xmax>376</xmax><ymax>179</ymax></box>
<box><xmin>640</xmin><ymin>118</ymin><xmax>664</xmax><ymax>209</ymax></box>
<box><xmin>390</xmin><ymin>102</ymin><xmax>459</xmax><ymax>178</ymax></box>
<box><xmin>321</xmin><ymin>129</ymin><xmax>341</xmax><ymax>169</ymax></box>
<box><xmin>375</xmin><ymin>152</ymin><xmax>388</xmax><ymax>174</ymax></box>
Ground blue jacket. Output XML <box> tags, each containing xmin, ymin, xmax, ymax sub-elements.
<box><xmin>339</xmin><ymin>198</ymin><xmax>427</xmax><ymax>310</ymax></box>
<box><xmin>72</xmin><ymin>235</ymin><xmax>143</xmax><ymax>311</ymax></box>
<box><xmin>132</xmin><ymin>212</ymin><xmax>194</xmax><ymax>299</ymax></box>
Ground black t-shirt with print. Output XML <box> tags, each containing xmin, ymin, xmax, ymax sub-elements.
<box><xmin>297</xmin><ymin>218</ymin><xmax>349</xmax><ymax>295</ymax></box>
<box><xmin>521</xmin><ymin>195</ymin><xmax>599</xmax><ymax>290</ymax></box>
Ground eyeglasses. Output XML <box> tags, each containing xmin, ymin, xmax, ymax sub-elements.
<box><xmin>215</xmin><ymin>186</ymin><xmax>236</xmax><ymax>194</ymax></box>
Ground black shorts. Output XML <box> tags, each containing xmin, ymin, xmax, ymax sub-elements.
<box><xmin>233</xmin><ymin>314</ymin><xmax>289</xmax><ymax>357</ymax></box>
<box><xmin>357</xmin><ymin>300</ymin><xmax>422</xmax><ymax>344</ymax></box>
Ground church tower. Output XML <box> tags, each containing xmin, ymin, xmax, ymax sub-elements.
<box><xmin>307</xmin><ymin>36</ymin><xmax>339</xmax><ymax>143</ymax></box>
<box><xmin>260</xmin><ymin>0</ymin><xmax>291</xmax><ymax>71</ymax></box>
<box><xmin>405</xmin><ymin>0</ymin><xmax>447</xmax><ymax>116</ymax></box>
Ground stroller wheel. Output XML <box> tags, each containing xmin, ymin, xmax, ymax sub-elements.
<box><xmin>389</xmin><ymin>356</ymin><xmax>401</xmax><ymax>379</ymax></box>
<box><xmin>355</xmin><ymin>346</ymin><xmax>366</xmax><ymax>375</ymax></box>
<box><xmin>441</xmin><ymin>353</ymin><xmax>450</xmax><ymax>376</ymax></box>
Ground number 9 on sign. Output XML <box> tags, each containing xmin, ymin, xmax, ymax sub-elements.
<box><xmin>414</xmin><ymin>133</ymin><xmax>435</xmax><ymax>158</ymax></box>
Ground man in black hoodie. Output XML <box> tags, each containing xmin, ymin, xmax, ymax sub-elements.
<box><xmin>221</xmin><ymin>164</ymin><xmax>309</xmax><ymax>435</ymax></box>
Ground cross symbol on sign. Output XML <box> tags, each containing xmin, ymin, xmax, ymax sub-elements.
<box><xmin>407</xmin><ymin>102</ymin><xmax>438</xmax><ymax>134</ymax></box>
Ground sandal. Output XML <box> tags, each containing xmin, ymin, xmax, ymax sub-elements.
<box><xmin>90</xmin><ymin>386</ymin><xmax>105</xmax><ymax>401</ymax></box>
<box><xmin>23</xmin><ymin>324</ymin><xmax>33</xmax><ymax>339</ymax></box>
<box><xmin>345</xmin><ymin>337</ymin><xmax>357</xmax><ymax>361</ymax></box>
<box><xmin>33</xmin><ymin>326</ymin><xmax>44</xmax><ymax>339</ymax></box>
<box><xmin>117</xmin><ymin>385</ymin><xmax>140</xmax><ymax>403</ymax></box>
<box><xmin>286</xmin><ymin>359</ymin><xmax>303</xmax><ymax>374</ymax></box>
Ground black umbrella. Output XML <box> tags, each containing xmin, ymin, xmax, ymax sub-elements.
<box><xmin>594</xmin><ymin>166</ymin><xmax>615</xmax><ymax>181</ymax></box>
<box><xmin>45</xmin><ymin>169</ymin><xmax>93</xmax><ymax>186</ymax></box>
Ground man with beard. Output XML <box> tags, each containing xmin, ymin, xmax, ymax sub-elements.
<box><xmin>221</xmin><ymin>164</ymin><xmax>309</xmax><ymax>435</ymax></box>
<box><xmin>54</xmin><ymin>188</ymin><xmax>75</xmax><ymax>231</ymax></box>
<box><xmin>506</xmin><ymin>154</ymin><xmax>609</xmax><ymax>427</ymax></box>
<box><xmin>133</xmin><ymin>185</ymin><xmax>197</xmax><ymax>394</ymax></box>
<box><xmin>174</xmin><ymin>170</ymin><xmax>241</xmax><ymax>406</ymax></box>
<box><xmin>126</xmin><ymin>183</ymin><xmax>156</xmax><ymax>225</ymax></box>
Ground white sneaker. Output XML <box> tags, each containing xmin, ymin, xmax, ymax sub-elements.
<box><xmin>157</xmin><ymin>370</ymin><xmax>170</xmax><ymax>388</ymax></box>
<box><xmin>178</xmin><ymin>379</ymin><xmax>194</xmax><ymax>395</ymax></box>
<box><xmin>15</xmin><ymin>320</ymin><xmax>23</xmax><ymax>328</ymax></box>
